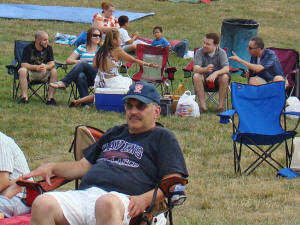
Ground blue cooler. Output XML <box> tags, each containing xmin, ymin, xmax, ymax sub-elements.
<box><xmin>95</xmin><ymin>88</ymin><xmax>129</xmax><ymax>112</ymax></box>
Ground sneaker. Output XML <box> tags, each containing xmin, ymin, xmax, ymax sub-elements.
<box><xmin>46</xmin><ymin>98</ymin><xmax>57</xmax><ymax>106</ymax></box>
<box><xmin>18</xmin><ymin>97</ymin><xmax>28</xmax><ymax>104</ymax></box>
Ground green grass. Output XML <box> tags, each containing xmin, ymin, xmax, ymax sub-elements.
<box><xmin>1</xmin><ymin>0</ymin><xmax>300</xmax><ymax>224</ymax></box>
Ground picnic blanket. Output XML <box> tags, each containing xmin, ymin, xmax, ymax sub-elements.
<box><xmin>0</xmin><ymin>4</ymin><xmax>155</xmax><ymax>23</ymax></box>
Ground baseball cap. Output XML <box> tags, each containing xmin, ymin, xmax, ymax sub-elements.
<box><xmin>123</xmin><ymin>81</ymin><xmax>160</xmax><ymax>105</ymax></box>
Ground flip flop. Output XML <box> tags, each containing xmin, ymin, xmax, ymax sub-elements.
<box><xmin>49</xmin><ymin>81</ymin><xmax>66</xmax><ymax>90</ymax></box>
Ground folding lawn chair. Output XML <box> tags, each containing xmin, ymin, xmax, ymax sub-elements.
<box><xmin>218</xmin><ymin>81</ymin><xmax>300</xmax><ymax>175</ymax></box>
<box><xmin>5</xmin><ymin>125</ymin><xmax>188</xmax><ymax>225</ymax></box>
<box><xmin>6</xmin><ymin>40</ymin><xmax>49</xmax><ymax>103</ymax></box>
<box><xmin>55</xmin><ymin>61</ymin><xmax>95</xmax><ymax>105</ymax></box>
<box><xmin>132</xmin><ymin>44</ymin><xmax>177</xmax><ymax>95</ymax></box>
<box><xmin>267</xmin><ymin>47</ymin><xmax>300</xmax><ymax>98</ymax></box>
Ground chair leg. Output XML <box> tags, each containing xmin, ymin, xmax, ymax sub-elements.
<box><xmin>28</xmin><ymin>83</ymin><xmax>47</xmax><ymax>103</ymax></box>
<box><xmin>68</xmin><ymin>82</ymin><xmax>79</xmax><ymax>105</ymax></box>
<box><xmin>243</xmin><ymin>143</ymin><xmax>284</xmax><ymax>174</ymax></box>
<box><xmin>205</xmin><ymin>92</ymin><xmax>218</xmax><ymax>106</ymax></box>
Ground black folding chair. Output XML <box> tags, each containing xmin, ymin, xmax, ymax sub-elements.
<box><xmin>6</xmin><ymin>40</ymin><xmax>49</xmax><ymax>103</ymax></box>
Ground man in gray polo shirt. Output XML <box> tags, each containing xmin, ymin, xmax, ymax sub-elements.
<box><xmin>193</xmin><ymin>33</ymin><xmax>230</xmax><ymax>113</ymax></box>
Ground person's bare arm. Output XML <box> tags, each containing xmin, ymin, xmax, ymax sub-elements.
<box><xmin>117</xmin><ymin>49</ymin><xmax>158</xmax><ymax>68</ymax></box>
<box><xmin>125</xmin><ymin>32</ymin><xmax>139</xmax><ymax>45</ymax></box>
<box><xmin>46</xmin><ymin>61</ymin><xmax>55</xmax><ymax>70</ymax></box>
<box><xmin>206</xmin><ymin>66</ymin><xmax>230</xmax><ymax>82</ymax></box>
<box><xmin>66</xmin><ymin>52</ymin><xmax>80</xmax><ymax>65</ymax></box>
<box><xmin>23</xmin><ymin>158</ymin><xmax>92</xmax><ymax>185</ymax></box>
<box><xmin>193</xmin><ymin>64</ymin><xmax>214</xmax><ymax>74</ymax></box>
<box><xmin>21</xmin><ymin>62</ymin><xmax>40</xmax><ymax>71</ymax></box>
<box><xmin>128</xmin><ymin>173</ymin><xmax>182</xmax><ymax>218</ymax></box>
<box><xmin>0</xmin><ymin>171</ymin><xmax>10</xmax><ymax>193</ymax></box>
<box><xmin>229</xmin><ymin>51</ymin><xmax>264</xmax><ymax>73</ymax></box>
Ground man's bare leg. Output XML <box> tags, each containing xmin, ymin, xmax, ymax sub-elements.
<box><xmin>48</xmin><ymin>68</ymin><xmax>58</xmax><ymax>100</ymax></box>
<box><xmin>95</xmin><ymin>194</ymin><xmax>125</xmax><ymax>225</ymax></box>
<box><xmin>217</xmin><ymin>74</ymin><xmax>229</xmax><ymax>112</ymax></box>
<box><xmin>31</xmin><ymin>194</ymin><xmax>69</xmax><ymax>225</ymax></box>
<box><xmin>193</xmin><ymin>73</ymin><xmax>207</xmax><ymax>112</ymax></box>
<box><xmin>18</xmin><ymin>68</ymin><xmax>29</xmax><ymax>100</ymax></box>
<box><xmin>249</xmin><ymin>76</ymin><xmax>267</xmax><ymax>85</ymax></box>
<box><xmin>273</xmin><ymin>75</ymin><xmax>284</xmax><ymax>82</ymax></box>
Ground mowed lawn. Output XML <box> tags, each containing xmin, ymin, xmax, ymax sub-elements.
<box><xmin>1</xmin><ymin>0</ymin><xmax>300</xmax><ymax>224</ymax></box>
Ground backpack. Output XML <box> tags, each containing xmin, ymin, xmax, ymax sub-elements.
<box><xmin>172</xmin><ymin>39</ymin><xmax>189</xmax><ymax>58</ymax></box>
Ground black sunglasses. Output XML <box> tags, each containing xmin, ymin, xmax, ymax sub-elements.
<box><xmin>124</xmin><ymin>101</ymin><xmax>149</xmax><ymax>111</ymax></box>
<box><xmin>92</xmin><ymin>34</ymin><xmax>101</xmax><ymax>38</ymax></box>
<box><xmin>248</xmin><ymin>46</ymin><xmax>258</xmax><ymax>50</ymax></box>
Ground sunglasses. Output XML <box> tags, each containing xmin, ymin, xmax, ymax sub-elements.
<box><xmin>92</xmin><ymin>34</ymin><xmax>101</xmax><ymax>38</ymax></box>
<box><xmin>124</xmin><ymin>101</ymin><xmax>149</xmax><ymax>111</ymax></box>
<box><xmin>248</xmin><ymin>46</ymin><xmax>258</xmax><ymax>50</ymax></box>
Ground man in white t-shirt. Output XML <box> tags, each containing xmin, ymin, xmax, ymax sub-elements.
<box><xmin>118</xmin><ymin>15</ymin><xmax>139</xmax><ymax>53</ymax></box>
<box><xmin>0</xmin><ymin>131</ymin><xmax>31</xmax><ymax>218</ymax></box>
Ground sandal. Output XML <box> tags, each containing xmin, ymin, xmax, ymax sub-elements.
<box><xmin>49</xmin><ymin>81</ymin><xmax>66</xmax><ymax>90</ymax></box>
<box><xmin>69</xmin><ymin>100</ymin><xmax>80</xmax><ymax>108</ymax></box>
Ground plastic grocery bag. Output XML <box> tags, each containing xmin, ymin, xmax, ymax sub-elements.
<box><xmin>175</xmin><ymin>90</ymin><xmax>200</xmax><ymax>117</ymax></box>
<box><xmin>286</xmin><ymin>96</ymin><xmax>300</xmax><ymax>119</ymax></box>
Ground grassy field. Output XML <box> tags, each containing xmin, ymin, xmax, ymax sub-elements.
<box><xmin>1</xmin><ymin>0</ymin><xmax>300</xmax><ymax>224</ymax></box>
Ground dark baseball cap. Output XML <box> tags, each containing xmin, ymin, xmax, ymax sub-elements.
<box><xmin>123</xmin><ymin>81</ymin><xmax>160</xmax><ymax>104</ymax></box>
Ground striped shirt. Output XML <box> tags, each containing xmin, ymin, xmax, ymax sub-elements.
<box><xmin>74</xmin><ymin>44</ymin><xmax>100</xmax><ymax>65</ymax></box>
<box><xmin>0</xmin><ymin>131</ymin><xmax>30</xmax><ymax>181</ymax></box>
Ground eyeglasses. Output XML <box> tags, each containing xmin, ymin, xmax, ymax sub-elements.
<box><xmin>124</xmin><ymin>101</ymin><xmax>149</xmax><ymax>111</ymax></box>
<box><xmin>248</xmin><ymin>46</ymin><xmax>258</xmax><ymax>50</ymax></box>
<box><xmin>92</xmin><ymin>34</ymin><xmax>101</xmax><ymax>38</ymax></box>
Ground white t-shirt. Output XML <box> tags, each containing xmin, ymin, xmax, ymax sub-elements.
<box><xmin>0</xmin><ymin>131</ymin><xmax>30</xmax><ymax>180</ymax></box>
<box><xmin>119</xmin><ymin>28</ymin><xmax>131</xmax><ymax>47</ymax></box>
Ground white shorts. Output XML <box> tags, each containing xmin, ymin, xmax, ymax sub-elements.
<box><xmin>46</xmin><ymin>187</ymin><xmax>130</xmax><ymax>225</ymax></box>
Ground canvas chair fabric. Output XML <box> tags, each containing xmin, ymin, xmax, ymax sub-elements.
<box><xmin>267</xmin><ymin>47</ymin><xmax>300</xmax><ymax>97</ymax></box>
<box><xmin>218</xmin><ymin>81</ymin><xmax>300</xmax><ymax>175</ymax></box>
<box><xmin>6</xmin><ymin>40</ymin><xmax>49</xmax><ymax>103</ymax></box>
<box><xmin>132</xmin><ymin>44</ymin><xmax>176</xmax><ymax>95</ymax></box>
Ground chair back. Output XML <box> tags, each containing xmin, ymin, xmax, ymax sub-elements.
<box><xmin>267</xmin><ymin>47</ymin><xmax>299</xmax><ymax>76</ymax></box>
<box><xmin>14</xmin><ymin>40</ymin><xmax>32</xmax><ymax>78</ymax></box>
<box><xmin>132</xmin><ymin>44</ymin><xmax>169</xmax><ymax>82</ymax></box>
<box><xmin>231</xmin><ymin>81</ymin><xmax>285</xmax><ymax>135</ymax></box>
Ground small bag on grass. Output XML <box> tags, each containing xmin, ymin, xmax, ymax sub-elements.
<box><xmin>175</xmin><ymin>90</ymin><xmax>200</xmax><ymax>117</ymax></box>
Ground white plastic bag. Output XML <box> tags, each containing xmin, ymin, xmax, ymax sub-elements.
<box><xmin>291</xmin><ymin>137</ymin><xmax>300</xmax><ymax>170</ymax></box>
<box><xmin>104</xmin><ymin>75</ymin><xmax>132</xmax><ymax>89</ymax></box>
<box><xmin>175</xmin><ymin>90</ymin><xmax>200</xmax><ymax>117</ymax></box>
<box><xmin>286</xmin><ymin>96</ymin><xmax>300</xmax><ymax>119</ymax></box>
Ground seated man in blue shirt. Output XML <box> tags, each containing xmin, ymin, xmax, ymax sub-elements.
<box><xmin>229</xmin><ymin>36</ymin><xmax>284</xmax><ymax>85</ymax></box>
<box><xmin>24</xmin><ymin>81</ymin><xmax>188</xmax><ymax>225</ymax></box>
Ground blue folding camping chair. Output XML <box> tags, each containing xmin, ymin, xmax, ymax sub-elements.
<box><xmin>218</xmin><ymin>81</ymin><xmax>300</xmax><ymax>175</ymax></box>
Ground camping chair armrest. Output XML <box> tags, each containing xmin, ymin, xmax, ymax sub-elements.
<box><xmin>159</xmin><ymin>176</ymin><xmax>188</xmax><ymax>197</ymax></box>
<box><xmin>6</xmin><ymin>60</ymin><xmax>18</xmax><ymax>74</ymax></box>
<box><xmin>218</xmin><ymin>109</ymin><xmax>236</xmax><ymax>124</ymax></box>
<box><xmin>16</xmin><ymin>176</ymin><xmax>71</xmax><ymax>206</ymax></box>
<box><xmin>17</xmin><ymin>176</ymin><xmax>70</xmax><ymax>192</ymax></box>
<box><xmin>165</xmin><ymin>67</ymin><xmax>177</xmax><ymax>80</ymax></box>
<box><xmin>230</xmin><ymin>67</ymin><xmax>246</xmax><ymax>77</ymax></box>
<box><xmin>55</xmin><ymin>61</ymin><xmax>68</xmax><ymax>71</ymax></box>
